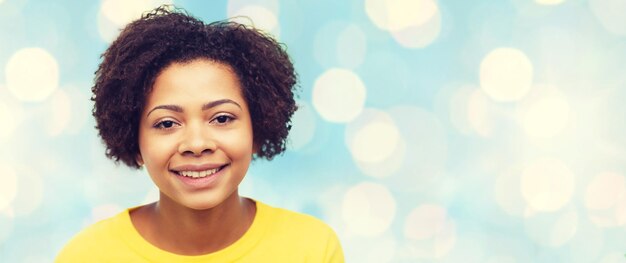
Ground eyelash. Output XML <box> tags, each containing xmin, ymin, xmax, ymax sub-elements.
<box><xmin>211</xmin><ymin>114</ymin><xmax>235</xmax><ymax>125</ymax></box>
<box><xmin>152</xmin><ymin>114</ymin><xmax>235</xmax><ymax>130</ymax></box>
<box><xmin>153</xmin><ymin>120</ymin><xmax>179</xmax><ymax>130</ymax></box>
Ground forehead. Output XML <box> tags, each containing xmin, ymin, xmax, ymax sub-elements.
<box><xmin>145</xmin><ymin>59</ymin><xmax>245</xmax><ymax>107</ymax></box>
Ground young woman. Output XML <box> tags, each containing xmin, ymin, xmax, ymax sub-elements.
<box><xmin>56</xmin><ymin>6</ymin><xmax>344</xmax><ymax>262</ymax></box>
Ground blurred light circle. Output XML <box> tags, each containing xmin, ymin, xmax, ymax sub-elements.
<box><xmin>535</xmin><ymin>0</ymin><xmax>566</xmax><ymax>5</ymax></box>
<box><xmin>312</xmin><ymin>68</ymin><xmax>366</xmax><ymax>123</ymax></box>
<box><xmin>486</xmin><ymin>256</ymin><xmax>517</xmax><ymax>263</ymax></box>
<box><xmin>521</xmin><ymin>95</ymin><xmax>570</xmax><ymax>138</ymax></box>
<box><xmin>287</xmin><ymin>100</ymin><xmax>316</xmax><ymax>151</ymax></box>
<box><xmin>0</xmin><ymin>102</ymin><xmax>18</xmax><ymax>141</ymax></box>
<box><xmin>404</xmin><ymin>216</ymin><xmax>457</xmax><ymax>261</ymax></box>
<box><xmin>521</xmin><ymin>159</ymin><xmax>575</xmax><ymax>212</ymax></box>
<box><xmin>99</xmin><ymin>0</ymin><xmax>172</xmax><ymax>42</ymax></box>
<box><xmin>11</xmin><ymin>168</ymin><xmax>44</xmax><ymax>217</ymax></box>
<box><xmin>365</xmin><ymin>0</ymin><xmax>438</xmax><ymax>31</ymax></box>
<box><xmin>6</xmin><ymin>48</ymin><xmax>59</xmax><ymax>102</ymax></box>
<box><xmin>585</xmin><ymin>172</ymin><xmax>626</xmax><ymax>227</ymax></box>
<box><xmin>585</xmin><ymin>172</ymin><xmax>625</xmax><ymax>210</ymax></box>
<box><xmin>91</xmin><ymin>203</ymin><xmax>123</xmax><ymax>222</ymax></box>
<box><xmin>345</xmin><ymin>109</ymin><xmax>404</xmax><ymax>178</ymax></box>
<box><xmin>385</xmin><ymin>106</ymin><xmax>448</xmax><ymax>193</ymax></box>
<box><xmin>567</xmin><ymin>220</ymin><xmax>605</xmax><ymax>262</ymax></box>
<box><xmin>446</xmin><ymin>85</ymin><xmax>475</xmax><ymax>135</ymax></box>
<box><xmin>229</xmin><ymin>5</ymin><xmax>280</xmax><ymax>37</ymax></box>
<box><xmin>64</xmin><ymin>85</ymin><xmax>91</xmax><ymax>134</ymax></box>
<box><xmin>0</xmin><ymin>214</ymin><xmax>13</xmax><ymax>246</ymax></box>
<box><xmin>390</xmin><ymin>10</ymin><xmax>441</xmax><ymax>49</ymax></box>
<box><xmin>336</xmin><ymin>24</ymin><xmax>367</xmax><ymax>68</ymax></box>
<box><xmin>101</xmin><ymin>0</ymin><xmax>170</xmax><ymax>27</ymax></box>
<box><xmin>524</xmin><ymin>208</ymin><xmax>578</xmax><ymax>247</ymax></box>
<box><xmin>227</xmin><ymin>0</ymin><xmax>279</xmax><ymax>16</ymax></box>
<box><xmin>589</xmin><ymin>0</ymin><xmax>626</xmax><ymax>36</ymax></box>
<box><xmin>97</xmin><ymin>9</ymin><xmax>119</xmax><ymax>43</ymax></box>
<box><xmin>348</xmin><ymin>114</ymin><xmax>399</xmax><ymax>163</ymax></box>
<box><xmin>494</xmin><ymin>168</ymin><xmax>526</xmax><ymax>217</ymax></box>
<box><xmin>45</xmin><ymin>89</ymin><xmax>72</xmax><ymax>136</ymax></box>
<box><xmin>467</xmin><ymin>89</ymin><xmax>494</xmax><ymax>137</ymax></box>
<box><xmin>598</xmin><ymin>252</ymin><xmax>626</xmax><ymax>263</ymax></box>
<box><xmin>343</xmin><ymin>234</ymin><xmax>396</xmax><ymax>263</ymax></box>
<box><xmin>480</xmin><ymin>48</ymin><xmax>533</xmax><ymax>102</ymax></box>
<box><xmin>341</xmin><ymin>182</ymin><xmax>396</xmax><ymax>237</ymax></box>
<box><xmin>0</xmin><ymin>164</ymin><xmax>18</xmax><ymax>211</ymax></box>
<box><xmin>404</xmin><ymin>204</ymin><xmax>448</xmax><ymax>240</ymax></box>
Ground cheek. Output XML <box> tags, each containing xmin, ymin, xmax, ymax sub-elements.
<box><xmin>139</xmin><ymin>133</ymin><xmax>177</xmax><ymax>167</ymax></box>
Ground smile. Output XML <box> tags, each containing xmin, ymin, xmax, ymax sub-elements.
<box><xmin>172</xmin><ymin>164</ymin><xmax>228</xmax><ymax>179</ymax></box>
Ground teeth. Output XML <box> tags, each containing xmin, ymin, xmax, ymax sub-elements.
<box><xmin>179</xmin><ymin>167</ymin><xmax>220</xmax><ymax>178</ymax></box>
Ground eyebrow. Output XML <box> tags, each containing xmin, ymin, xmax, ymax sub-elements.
<box><xmin>146</xmin><ymin>99</ymin><xmax>242</xmax><ymax>117</ymax></box>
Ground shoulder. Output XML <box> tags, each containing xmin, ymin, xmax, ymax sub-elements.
<box><xmin>263</xmin><ymin>203</ymin><xmax>335</xmax><ymax>235</ymax></box>
<box><xmin>55</xmin><ymin>211</ymin><xmax>127</xmax><ymax>262</ymax></box>
<box><xmin>256</xmin><ymin>202</ymin><xmax>344</xmax><ymax>262</ymax></box>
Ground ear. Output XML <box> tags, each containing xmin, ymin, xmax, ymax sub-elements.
<box><xmin>136</xmin><ymin>154</ymin><xmax>144</xmax><ymax>166</ymax></box>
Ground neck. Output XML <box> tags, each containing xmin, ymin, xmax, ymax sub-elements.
<box><xmin>132</xmin><ymin>191</ymin><xmax>256</xmax><ymax>255</ymax></box>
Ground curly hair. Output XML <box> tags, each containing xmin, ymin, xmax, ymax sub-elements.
<box><xmin>92</xmin><ymin>6</ymin><xmax>298</xmax><ymax>169</ymax></box>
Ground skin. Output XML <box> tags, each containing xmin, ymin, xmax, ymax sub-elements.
<box><xmin>131</xmin><ymin>59</ymin><xmax>256</xmax><ymax>255</ymax></box>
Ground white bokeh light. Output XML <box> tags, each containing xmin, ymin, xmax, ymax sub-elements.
<box><xmin>99</xmin><ymin>0</ymin><xmax>172</xmax><ymax>42</ymax></box>
<box><xmin>312</xmin><ymin>68</ymin><xmax>367</xmax><ymax>123</ymax></box>
<box><xmin>404</xmin><ymin>204</ymin><xmax>451</xmax><ymax>240</ymax></box>
<box><xmin>45</xmin><ymin>89</ymin><xmax>72</xmax><ymax>136</ymax></box>
<box><xmin>91</xmin><ymin>204</ymin><xmax>123</xmax><ymax>223</ymax></box>
<box><xmin>524</xmin><ymin>208</ymin><xmax>578</xmax><ymax>247</ymax></box>
<box><xmin>343</xmin><ymin>234</ymin><xmax>397</xmax><ymax>263</ymax></box>
<box><xmin>337</xmin><ymin>24</ymin><xmax>367</xmax><ymax>68</ymax></box>
<box><xmin>535</xmin><ymin>0</ymin><xmax>566</xmax><ymax>5</ymax></box>
<box><xmin>0</xmin><ymin>101</ymin><xmax>19</xmax><ymax>142</ymax></box>
<box><xmin>390</xmin><ymin>10</ymin><xmax>441</xmax><ymax>49</ymax></box>
<box><xmin>11</xmin><ymin>168</ymin><xmax>44</xmax><ymax>217</ymax></box>
<box><xmin>402</xmin><ymin>213</ymin><xmax>456</xmax><ymax>260</ymax></box>
<box><xmin>520</xmin><ymin>95</ymin><xmax>570</xmax><ymax>138</ymax></box>
<box><xmin>64</xmin><ymin>85</ymin><xmax>91</xmax><ymax>134</ymax></box>
<box><xmin>0</xmin><ymin>214</ymin><xmax>12</xmax><ymax>248</ymax></box>
<box><xmin>342</xmin><ymin>182</ymin><xmax>396</xmax><ymax>237</ymax></box>
<box><xmin>480</xmin><ymin>48</ymin><xmax>533</xmax><ymax>102</ymax></box>
<box><xmin>467</xmin><ymin>89</ymin><xmax>494</xmax><ymax>137</ymax></box>
<box><xmin>446</xmin><ymin>85</ymin><xmax>475</xmax><ymax>135</ymax></box>
<box><xmin>229</xmin><ymin>5</ymin><xmax>280</xmax><ymax>37</ymax></box>
<box><xmin>345</xmin><ymin>109</ymin><xmax>405</xmax><ymax>178</ymax></box>
<box><xmin>365</xmin><ymin>0</ymin><xmax>438</xmax><ymax>31</ymax></box>
<box><xmin>0</xmin><ymin>164</ymin><xmax>18</xmax><ymax>212</ymax></box>
<box><xmin>5</xmin><ymin>48</ymin><xmax>59</xmax><ymax>102</ymax></box>
<box><xmin>589</xmin><ymin>0</ymin><xmax>626</xmax><ymax>36</ymax></box>
<box><xmin>288</xmin><ymin>101</ymin><xmax>316</xmax><ymax>151</ymax></box>
<box><xmin>585</xmin><ymin>172</ymin><xmax>626</xmax><ymax>227</ymax></box>
<box><xmin>365</xmin><ymin>0</ymin><xmax>441</xmax><ymax>48</ymax></box>
<box><xmin>227</xmin><ymin>0</ymin><xmax>279</xmax><ymax>17</ymax></box>
<box><xmin>385</xmin><ymin>106</ymin><xmax>448</xmax><ymax>193</ymax></box>
<box><xmin>348</xmin><ymin>114</ymin><xmax>400</xmax><ymax>164</ymax></box>
<box><xmin>494</xmin><ymin>167</ymin><xmax>526</xmax><ymax>217</ymax></box>
<box><xmin>521</xmin><ymin>159</ymin><xmax>575</xmax><ymax>212</ymax></box>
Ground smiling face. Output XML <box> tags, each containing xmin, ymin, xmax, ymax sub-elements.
<box><xmin>138</xmin><ymin>59</ymin><xmax>254</xmax><ymax>210</ymax></box>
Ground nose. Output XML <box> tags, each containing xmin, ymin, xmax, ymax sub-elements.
<box><xmin>178</xmin><ymin>123</ymin><xmax>216</xmax><ymax>156</ymax></box>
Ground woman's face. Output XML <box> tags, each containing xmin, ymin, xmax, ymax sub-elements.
<box><xmin>138</xmin><ymin>59</ymin><xmax>254</xmax><ymax>210</ymax></box>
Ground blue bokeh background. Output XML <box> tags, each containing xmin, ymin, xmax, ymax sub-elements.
<box><xmin>1</xmin><ymin>0</ymin><xmax>626</xmax><ymax>262</ymax></box>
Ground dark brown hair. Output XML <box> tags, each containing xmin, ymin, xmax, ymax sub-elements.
<box><xmin>92</xmin><ymin>6</ymin><xmax>297</xmax><ymax>169</ymax></box>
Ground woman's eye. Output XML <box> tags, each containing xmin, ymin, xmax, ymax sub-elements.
<box><xmin>213</xmin><ymin>115</ymin><xmax>234</xmax><ymax>125</ymax></box>
<box><xmin>154</xmin><ymin>120</ymin><xmax>177</xmax><ymax>129</ymax></box>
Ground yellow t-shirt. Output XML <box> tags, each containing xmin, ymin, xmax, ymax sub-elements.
<box><xmin>56</xmin><ymin>201</ymin><xmax>344</xmax><ymax>262</ymax></box>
